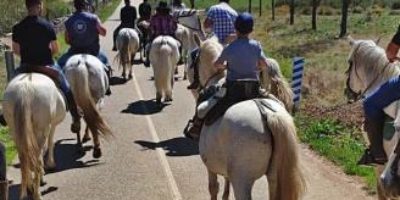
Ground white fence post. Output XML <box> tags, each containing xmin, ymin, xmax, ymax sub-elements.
<box><xmin>291</xmin><ymin>57</ymin><xmax>305</xmax><ymax>113</ymax></box>
<box><xmin>4</xmin><ymin>50</ymin><xmax>15</xmax><ymax>83</ymax></box>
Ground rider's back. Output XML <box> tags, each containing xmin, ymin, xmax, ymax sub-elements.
<box><xmin>65</xmin><ymin>11</ymin><xmax>100</xmax><ymax>55</ymax></box>
<box><xmin>12</xmin><ymin>16</ymin><xmax>55</xmax><ymax>66</ymax></box>
<box><xmin>120</xmin><ymin>5</ymin><xmax>137</xmax><ymax>26</ymax></box>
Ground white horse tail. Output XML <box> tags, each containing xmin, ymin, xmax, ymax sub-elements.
<box><xmin>157</xmin><ymin>44</ymin><xmax>174</xmax><ymax>94</ymax></box>
<box><xmin>70</xmin><ymin>63</ymin><xmax>112</xmax><ymax>139</ymax></box>
<box><xmin>266</xmin><ymin>110</ymin><xmax>306</xmax><ymax>200</ymax></box>
<box><xmin>13</xmin><ymin>83</ymin><xmax>39</xmax><ymax>199</ymax></box>
<box><xmin>264</xmin><ymin>58</ymin><xmax>294</xmax><ymax>111</ymax></box>
<box><xmin>115</xmin><ymin>33</ymin><xmax>130</xmax><ymax>69</ymax></box>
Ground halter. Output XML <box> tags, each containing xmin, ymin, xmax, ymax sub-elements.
<box><xmin>174</xmin><ymin>9</ymin><xmax>204</xmax><ymax>33</ymax></box>
<box><xmin>346</xmin><ymin>42</ymin><xmax>391</xmax><ymax>101</ymax></box>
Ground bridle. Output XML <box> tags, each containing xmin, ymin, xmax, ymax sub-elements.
<box><xmin>174</xmin><ymin>9</ymin><xmax>204</xmax><ymax>33</ymax></box>
<box><xmin>190</xmin><ymin>49</ymin><xmax>224</xmax><ymax>92</ymax></box>
<box><xmin>346</xmin><ymin>43</ymin><xmax>391</xmax><ymax>102</ymax></box>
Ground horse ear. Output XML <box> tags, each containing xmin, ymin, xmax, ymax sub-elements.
<box><xmin>194</xmin><ymin>33</ymin><xmax>202</xmax><ymax>47</ymax></box>
<box><xmin>347</xmin><ymin>35</ymin><xmax>355</xmax><ymax>46</ymax></box>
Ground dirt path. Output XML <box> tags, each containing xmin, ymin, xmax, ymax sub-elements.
<box><xmin>6</xmin><ymin>1</ymin><xmax>375</xmax><ymax>199</ymax></box>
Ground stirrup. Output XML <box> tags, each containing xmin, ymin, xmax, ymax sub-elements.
<box><xmin>183</xmin><ymin>120</ymin><xmax>200</xmax><ymax>140</ymax></box>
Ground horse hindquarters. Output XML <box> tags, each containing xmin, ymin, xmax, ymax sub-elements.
<box><xmin>151</xmin><ymin>46</ymin><xmax>174</xmax><ymax>102</ymax></box>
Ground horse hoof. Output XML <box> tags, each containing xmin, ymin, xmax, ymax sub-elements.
<box><xmin>165</xmin><ymin>98</ymin><xmax>173</xmax><ymax>102</ymax></box>
<box><xmin>93</xmin><ymin>147</ymin><xmax>102</xmax><ymax>158</ymax></box>
<box><xmin>40</xmin><ymin>178</ymin><xmax>47</xmax><ymax>187</ymax></box>
<box><xmin>45</xmin><ymin>164</ymin><xmax>56</xmax><ymax>173</ymax></box>
<box><xmin>82</xmin><ymin>136</ymin><xmax>91</xmax><ymax>144</ymax></box>
<box><xmin>128</xmin><ymin>74</ymin><xmax>133</xmax><ymax>79</ymax></box>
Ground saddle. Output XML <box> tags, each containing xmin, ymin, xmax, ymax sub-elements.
<box><xmin>198</xmin><ymin>80</ymin><xmax>271</xmax><ymax>125</ymax></box>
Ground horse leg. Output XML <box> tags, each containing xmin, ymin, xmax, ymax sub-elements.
<box><xmin>122</xmin><ymin>65</ymin><xmax>126</xmax><ymax>80</ymax></box>
<box><xmin>33</xmin><ymin>158</ymin><xmax>43</xmax><ymax>200</ymax></box>
<box><xmin>208</xmin><ymin>170</ymin><xmax>219</xmax><ymax>200</ymax></box>
<box><xmin>128</xmin><ymin>65</ymin><xmax>133</xmax><ymax>80</ymax></box>
<box><xmin>45</xmin><ymin>126</ymin><xmax>56</xmax><ymax>171</ymax></box>
<box><xmin>222</xmin><ymin>177</ymin><xmax>230</xmax><ymax>200</ymax></box>
<box><xmin>82</xmin><ymin>125</ymin><xmax>91</xmax><ymax>143</ymax></box>
<box><xmin>156</xmin><ymin>92</ymin><xmax>162</xmax><ymax>105</ymax></box>
<box><xmin>230</xmin><ymin>172</ymin><xmax>255</xmax><ymax>200</ymax></box>
<box><xmin>92</xmin><ymin>132</ymin><xmax>102</xmax><ymax>158</ymax></box>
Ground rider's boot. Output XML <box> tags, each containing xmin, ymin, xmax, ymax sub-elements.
<box><xmin>187</xmin><ymin>62</ymin><xmax>200</xmax><ymax>90</ymax></box>
<box><xmin>65</xmin><ymin>90</ymin><xmax>81</xmax><ymax>134</ymax></box>
<box><xmin>105</xmin><ymin>65</ymin><xmax>112</xmax><ymax>96</ymax></box>
<box><xmin>358</xmin><ymin>117</ymin><xmax>387</xmax><ymax>165</ymax></box>
<box><xmin>0</xmin><ymin>180</ymin><xmax>8</xmax><ymax>200</ymax></box>
<box><xmin>184</xmin><ymin>115</ymin><xmax>203</xmax><ymax>140</ymax></box>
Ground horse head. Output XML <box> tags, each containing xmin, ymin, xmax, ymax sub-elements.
<box><xmin>344</xmin><ymin>37</ymin><xmax>389</xmax><ymax>102</ymax></box>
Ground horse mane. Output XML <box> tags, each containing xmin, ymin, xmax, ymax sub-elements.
<box><xmin>353</xmin><ymin>40</ymin><xmax>400</xmax><ymax>81</ymax></box>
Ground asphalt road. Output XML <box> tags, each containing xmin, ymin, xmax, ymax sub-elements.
<box><xmin>6</xmin><ymin>1</ymin><xmax>375</xmax><ymax>199</ymax></box>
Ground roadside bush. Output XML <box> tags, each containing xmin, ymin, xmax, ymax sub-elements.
<box><xmin>392</xmin><ymin>2</ymin><xmax>400</xmax><ymax>10</ymax></box>
<box><xmin>352</xmin><ymin>6</ymin><xmax>364</xmax><ymax>14</ymax></box>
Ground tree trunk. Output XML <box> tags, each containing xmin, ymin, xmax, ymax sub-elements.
<box><xmin>290</xmin><ymin>0</ymin><xmax>295</xmax><ymax>25</ymax></box>
<box><xmin>271</xmin><ymin>0</ymin><xmax>275</xmax><ymax>20</ymax></box>
<box><xmin>339</xmin><ymin>0</ymin><xmax>349</xmax><ymax>37</ymax></box>
<box><xmin>312</xmin><ymin>0</ymin><xmax>320</xmax><ymax>30</ymax></box>
<box><xmin>248</xmin><ymin>0</ymin><xmax>252</xmax><ymax>13</ymax></box>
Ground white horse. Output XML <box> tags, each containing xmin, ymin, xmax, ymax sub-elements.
<box><xmin>115</xmin><ymin>28</ymin><xmax>140</xmax><ymax>80</ymax></box>
<box><xmin>65</xmin><ymin>55</ymin><xmax>112</xmax><ymax>158</ymax></box>
<box><xmin>149</xmin><ymin>35</ymin><xmax>180</xmax><ymax>104</ymax></box>
<box><xmin>173</xmin><ymin>9</ymin><xmax>204</xmax><ymax>80</ymax></box>
<box><xmin>345</xmin><ymin>37</ymin><xmax>400</xmax><ymax>200</ymax></box>
<box><xmin>189</xmin><ymin>35</ymin><xmax>305</xmax><ymax>200</ymax></box>
<box><xmin>2</xmin><ymin>73</ymin><xmax>66</xmax><ymax>200</ymax></box>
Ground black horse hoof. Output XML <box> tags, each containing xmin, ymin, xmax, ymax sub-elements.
<box><xmin>93</xmin><ymin>148</ymin><xmax>102</xmax><ymax>159</ymax></box>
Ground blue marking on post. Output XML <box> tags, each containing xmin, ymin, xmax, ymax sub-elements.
<box><xmin>291</xmin><ymin>57</ymin><xmax>305</xmax><ymax>111</ymax></box>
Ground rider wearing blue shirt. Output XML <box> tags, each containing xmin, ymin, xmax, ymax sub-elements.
<box><xmin>57</xmin><ymin>0</ymin><xmax>111</xmax><ymax>95</ymax></box>
<box><xmin>185</xmin><ymin>12</ymin><xmax>268</xmax><ymax>139</ymax></box>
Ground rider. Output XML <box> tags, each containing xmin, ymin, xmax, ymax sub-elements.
<box><xmin>187</xmin><ymin>0</ymin><xmax>237</xmax><ymax>90</ymax></box>
<box><xmin>138</xmin><ymin>0</ymin><xmax>152</xmax><ymax>21</ymax></box>
<box><xmin>184</xmin><ymin>12</ymin><xmax>268</xmax><ymax>139</ymax></box>
<box><xmin>9</xmin><ymin>0</ymin><xmax>80</xmax><ymax>132</ymax></box>
<box><xmin>171</xmin><ymin>0</ymin><xmax>186</xmax><ymax>10</ymax></box>
<box><xmin>144</xmin><ymin>1</ymin><xmax>178</xmax><ymax>67</ymax></box>
<box><xmin>112</xmin><ymin>0</ymin><xmax>137</xmax><ymax>51</ymax></box>
<box><xmin>57</xmin><ymin>0</ymin><xmax>111</xmax><ymax>95</ymax></box>
<box><xmin>357</xmin><ymin>27</ymin><xmax>400</xmax><ymax>165</ymax></box>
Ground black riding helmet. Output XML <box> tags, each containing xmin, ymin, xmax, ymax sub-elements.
<box><xmin>235</xmin><ymin>12</ymin><xmax>254</xmax><ymax>35</ymax></box>
<box><xmin>74</xmin><ymin>0</ymin><xmax>90</xmax><ymax>10</ymax></box>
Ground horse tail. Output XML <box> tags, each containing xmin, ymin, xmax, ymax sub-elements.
<box><xmin>69</xmin><ymin>62</ymin><xmax>112</xmax><ymax>139</ymax></box>
<box><xmin>13</xmin><ymin>82</ymin><xmax>39</xmax><ymax>199</ymax></box>
<box><xmin>263</xmin><ymin>58</ymin><xmax>294</xmax><ymax>111</ymax></box>
<box><xmin>115</xmin><ymin>32</ymin><xmax>130</xmax><ymax>70</ymax></box>
<box><xmin>155</xmin><ymin>43</ymin><xmax>174</xmax><ymax>94</ymax></box>
<box><xmin>266</xmin><ymin>110</ymin><xmax>306</xmax><ymax>200</ymax></box>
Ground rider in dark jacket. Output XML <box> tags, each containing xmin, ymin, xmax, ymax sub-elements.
<box><xmin>112</xmin><ymin>0</ymin><xmax>137</xmax><ymax>51</ymax></box>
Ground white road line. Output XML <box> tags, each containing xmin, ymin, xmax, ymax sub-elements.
<box><xmin>131</xmin><ymin>72</ymin><xmax>183</xmax><ymax>200</ymax></box>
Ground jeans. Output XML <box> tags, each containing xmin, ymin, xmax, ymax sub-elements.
<box><xmin>363</xmin><ymin>75</ymin><xmax>400</xmax><ymax>121</ymax></box>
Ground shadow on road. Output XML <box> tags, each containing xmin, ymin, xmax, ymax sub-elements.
<box><xmin>110</xmin><ymin>76</ymin><xmax>127</xmax><ymax>85</ymax></box>
<box><xmin>8</xmin><ymin>183</ymin><xmax>58</xmax><ymax>200</ymax></box>
<box><xmin>134</xmin><ymin>137</ymin><xmax>199</xmax><ymax>156</ymax></box>
<box><xmin>46</xmin><ymin>139</ymin><xmax>102</xmax><ymax>174</ymax></box>
<box><xmin>121</xmin><ymin>100</ymin><xmax>170</xmax><ymax>115</ymax></box>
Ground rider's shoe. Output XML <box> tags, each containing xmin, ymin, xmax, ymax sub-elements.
<box><xmin>187</xmin><ymin>81</ymin><xmax>200</xmax><ymax>90</ymax></box>
<box><xmin>144</xmin><ymin>60</ymin><xmax>150</xmax><ymax>68</ymax></box>
<box><xmin>0</xmin><ymin>114</ymin><xmax>7</xmax><ymax>126</ymax></box>
<box><xmin>105</xmin><ymin>88</ymin><xmax>112</xmax><ymax>96</ymax></box>
<box><xmin>357</xmin><ymin>149</ymin><xmax>387</xmax><ymax>166</ymax></box>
